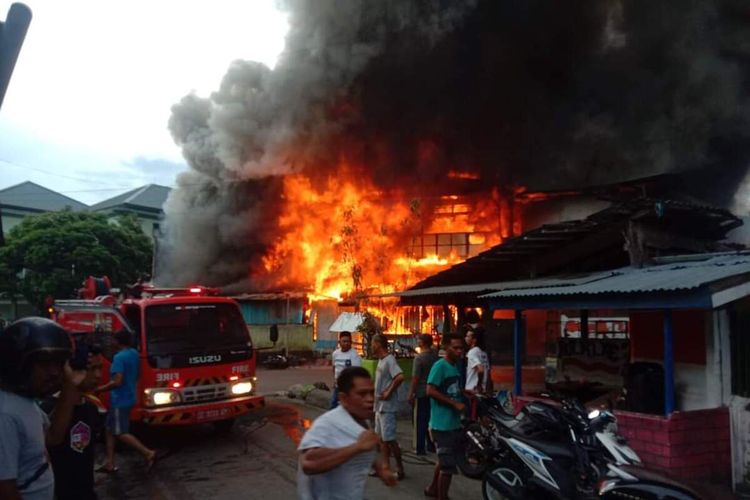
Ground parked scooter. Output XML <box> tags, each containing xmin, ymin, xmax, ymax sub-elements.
<box><xmin>262</xmin><ymin>353</ymin><xmax>289</xmax><ymax>369</ymax></box>
<box><xmin>463</xmin><ymin>394</ymin><xmax>700</xmax><ymax>499</ymax></box>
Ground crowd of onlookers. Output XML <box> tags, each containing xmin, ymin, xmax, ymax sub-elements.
<box><xmin>1</xmin><ymin>313</ymin><xmax>489</xmax><ymax>500</ymax></box>
<box><xmin>300</xmin><ymin>314</ymin><xmax>491</xmax><ymax>500</ymax></box>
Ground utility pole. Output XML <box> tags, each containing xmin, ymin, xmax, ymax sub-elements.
<box><xmin>0</xmin><ymin>3</ymin><xmax>32</xmax><ymax>110</ymax></box>
<box><xmin>0</xmin><ymin>3</ymin><xmax>32</xmax><ymax>248</ymax></box>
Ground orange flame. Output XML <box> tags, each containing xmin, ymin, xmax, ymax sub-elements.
<box><xmin>253</xmin><ymin>160</ymin><xmax>517</xmax><ymax>320</ymax></box>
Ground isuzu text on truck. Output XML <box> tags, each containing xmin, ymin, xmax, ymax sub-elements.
<box><xmin>52</xmin><ymin>278</ymin><xmax>264</xmax><ymax>430</ymax></box>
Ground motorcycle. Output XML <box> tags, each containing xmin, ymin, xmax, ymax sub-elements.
<box><xmin>457</xmin><ymin>393</ymin><xmax>516</xmax><ymax>479</ymax></box>
<box><xmin>262</xmin><ymin>353</ymin><xmax>289</xmax><ymax>369</ymax></box>
<box><xmin>467</xmin><ymin>394</ymin><xmax>701</xmax><ymax>499</ymax></box>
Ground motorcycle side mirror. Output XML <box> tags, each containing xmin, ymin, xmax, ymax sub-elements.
<box><xmin>270</xmin><ymin>324</ymin><xmax>279</xmax><ymax>344</ymax></box>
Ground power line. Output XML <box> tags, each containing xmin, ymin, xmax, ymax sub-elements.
<box><xmin>0</xmin><ymin>157</ymin><xmax>136</xmax><ymax>186</ymax></box>
<box><xmin>0</xmin><ymin>187</ymin><xmax>161</xmax><ymax>197</ymax></box>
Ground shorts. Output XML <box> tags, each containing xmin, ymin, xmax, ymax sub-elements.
<box><xmin>106</xmin><ymin>407</ymin><xmax>132</xmax><ymax>435</ymax></box>
<box><xmin>374</xmin><ymin>411</ymin><xmax>397</xmax><ymax>442</ymax></box>
<box><xmin>431</xmin><ymin>429</ymin><xmax>461</xmax><ymax>473</ymax></box>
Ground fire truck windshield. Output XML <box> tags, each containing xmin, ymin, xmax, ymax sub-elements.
<box><xmin>145</xmin><ymin>303</ymin><xmax>251</xmax><ymax>356</ymax></box>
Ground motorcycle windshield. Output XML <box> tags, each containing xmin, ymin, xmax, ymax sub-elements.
<box><xmin>145</xmin><ymin>303</ymin><xmax>252</xmax><ymax>358</ymax></box>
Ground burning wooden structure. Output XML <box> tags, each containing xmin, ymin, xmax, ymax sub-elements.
<box><xmin>390</xmin><ymin>191</ymin><xmax>746</xmax><ymax>486</ymax></box>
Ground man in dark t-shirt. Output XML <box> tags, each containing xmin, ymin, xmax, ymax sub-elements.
<box><xmin>42</xmin><ymin>346</ymin><xmax>105</xmax><ymax>500</ymax></box>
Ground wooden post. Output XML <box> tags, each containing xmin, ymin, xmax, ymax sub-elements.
<box><xmin>664</xmin><ymin>309</ymin><xmax>675</xmax><ymax>415</ymax></box>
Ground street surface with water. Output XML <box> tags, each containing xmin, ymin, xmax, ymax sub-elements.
<box><xmin>95</xmin><ymin>366</ymin><xmax>483</xmax><ymax>500</ymax></box>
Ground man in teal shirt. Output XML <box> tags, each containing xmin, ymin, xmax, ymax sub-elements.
<box><xmin>424</xmin><ymin>334</ymin><xmax>465</xmax><ymax>500</ymax></box>
<box><xmin>95</xmin><ymin>330</ymin><xmax>156</xmax><ymax>473</ymax></box>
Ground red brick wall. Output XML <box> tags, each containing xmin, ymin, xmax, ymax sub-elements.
<box><xmin>615</xmin><ymin>407</ymin><xmax>731</xmax><ymax>482</ymax></box>
<box><xmin>512</xmin><ymin>397</ymin><xmax>731</xmax><ymax>482</ymax></box>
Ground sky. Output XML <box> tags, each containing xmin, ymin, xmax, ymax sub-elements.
<box><xmin>0</xmin><ymin>0</ymin><xmax>289</xmax><ymax>204</ymax></box>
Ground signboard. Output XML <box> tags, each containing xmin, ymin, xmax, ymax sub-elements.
<box><xmin>560</xmin><ymin>314</ymin><xmax>629</xmax><ymax>339</ymax></box>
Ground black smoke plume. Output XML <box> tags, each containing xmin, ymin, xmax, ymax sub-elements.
<box><xmin>159</xmin><ymin>0</ymin><xmax>750</xmax><ymax>289</ymax></box>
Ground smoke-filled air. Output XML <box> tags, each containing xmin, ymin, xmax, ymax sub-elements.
<box><xmin>158</xmin><ymin>0</ymin><xmax>750</xmax><ymax>295</ymax></box>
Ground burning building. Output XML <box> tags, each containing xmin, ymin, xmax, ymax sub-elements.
<box><xmin>157</xmin><ymin>0</ymin><xmax>750</xmax><ymax>346</ymax></box>
<box><xmin>154</xmin><ymin>2</ymin><xmax>750</xmax><ymax>486</ymax></box>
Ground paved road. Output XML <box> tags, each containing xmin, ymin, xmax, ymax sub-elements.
<box><xmin>94</xmin><ymin>367</ymin><xmax>483</xmax><ymax>499</ymax></box>
<box><xmin>256</xmin><ymin>365</ymin><xmax>332</xmax><ymax>394</ymax></box>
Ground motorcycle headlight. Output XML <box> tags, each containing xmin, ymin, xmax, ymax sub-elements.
<box><xmin>231</xmin><ymin>381</ymin><xmax>253</xmax><ymax>395</ymax></box>
<box><xmin>144</xmin><ymin>388</ymin><xmax>181</xmax><ymax>407</ymax></box>
<box><xmin>588</xmin><ymin>409</ymin><xmax>601</xmax><ymax>420</ymax></box>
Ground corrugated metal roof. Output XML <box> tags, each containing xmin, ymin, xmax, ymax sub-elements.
<box><xmin>389</xmin><ymin>274</ymin><xmax>611</xmax><ymax>298</ymax></box>
<box><xmin>481</xmin><ymin>252</ymin><xmax>750</xmax><ymax>299</ymax></box>
<box><xmin>232</xmin><ymin>292</ymin><xmax>309</xmax><ymax>301</ymax></box>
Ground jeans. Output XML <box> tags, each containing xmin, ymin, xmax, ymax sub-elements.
<box><xmin>414</xmin><ymin>396</ymin><xmax>435</xmax><ymax>454</ymax></box>
<box><xmin>329</xmin><ymin>386</ymin><xmax>339</xmax><ymax>409</ymax></box>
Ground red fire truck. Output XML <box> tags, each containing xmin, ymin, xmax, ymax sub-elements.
<box><xmin>51</xmin><ymin>279</ymin><xmax>264</xmax><ymax>430</ymax></box>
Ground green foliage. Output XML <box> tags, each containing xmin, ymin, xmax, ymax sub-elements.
<box><xmin>0</xmin><ymin>210</ymin><xmax>152</xmax><ymax>310</ymax></box>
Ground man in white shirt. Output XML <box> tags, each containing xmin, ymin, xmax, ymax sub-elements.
<box><xmin>330</xmin><ymin>331</ymin><xmax>362</xmax><ymax>409</ymax></box>
<box><xmin>372</xmin><ymin>334</ymin><xmax>405</xmax><ymax>480</ymax></box>
<box><xmin>465</xmin><ymin>328</ymin><xmax>490</xmax><ymax>394</ymax></box>
<box><xmin>298</xmin><ymin>367</ymin><xmax>396</xmax><ymax>499</ymax></box>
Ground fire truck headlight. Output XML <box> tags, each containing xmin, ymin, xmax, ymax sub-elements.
<box><xmin>231</xmin><ymin>381</ymin><xmax>253</xmax><ymax>395</ymax></box>
<box><xmin>144</xmin><ymin>388</ymin><xmax>181</xmax><ymax>407</ymax></box>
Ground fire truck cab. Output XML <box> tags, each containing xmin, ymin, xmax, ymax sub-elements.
<box><xmin>52</xmin><ymin>281</ymin><xmax>264</xmax><ymax>428</ymax></box>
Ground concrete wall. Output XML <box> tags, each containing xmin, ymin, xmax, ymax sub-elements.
<box><xmin>105</xmin><ymin>214</ymin><xmax>159</xmax><ymax>241</ymax></box>
<box><xmin>250</xmin><ymin>324</ymin><xmax>314</xmax><ymax>352</ymax></box>
<box><xmin>0</xmin><ymin>298</ymin><xmax>36</xmax><ymax>321</ymax></box>
<box><xmin>1</xmin><ymin>212</ymin><xmax>25</xmax><ymax>235</ymax></box>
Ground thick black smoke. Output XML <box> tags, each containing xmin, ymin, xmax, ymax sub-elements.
<box><xmin>159</xmin><ymin>0</ymin><xmax>750</xmax><ymax>288</ymax></box>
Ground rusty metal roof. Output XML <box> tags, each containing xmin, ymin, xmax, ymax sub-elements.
<box><xmin>408</xmin><ymin>198</ymin><xmax>741</xmax><ymax>292</ymax></box>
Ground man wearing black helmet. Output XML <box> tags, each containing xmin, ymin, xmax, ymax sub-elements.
<box><xmin>0</xmin><ymin>317</ymin><xmax>91</xmax><ymax>500</ymax></box>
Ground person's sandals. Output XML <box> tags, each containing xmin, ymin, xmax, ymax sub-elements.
<box><xmin>423</xmin><ymin>488</ymin><xmax>449</xmax><ymax>499</ymax></box>
<box><xmin>395</xmin><ymin>470</ymin><xmax>405</xmax><ymax>480</ymax></box>
<box><xmin>95</xmin><ymin>465</ymin><xmax>118</xmax><ymax>474</ymax></box>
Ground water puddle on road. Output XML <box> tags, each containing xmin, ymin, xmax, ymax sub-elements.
<box><xmin>263</xmin><ymin>403</ymin><xmax>312</xmax><ymax>446</ymax></box>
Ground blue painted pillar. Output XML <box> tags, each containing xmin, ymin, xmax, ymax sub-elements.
<box><xmin>513</xmin><ymin>309</ymin><xmax>524</xmax><ymax>396</ymax></box>
<box><xmin>663</xmin><ymin>309</ymin><xmax>675</xmax><ymax>415</ymax></box>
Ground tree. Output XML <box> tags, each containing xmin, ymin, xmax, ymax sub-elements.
<box><xmin>0</xmin><ymin>210</ymin><xmax>152</xmax><ymax>312</ymax></box>
<box><xmin>357</xmin><ymin>311</ymin><xmax>382</xmax><ymax>359</ymax></box>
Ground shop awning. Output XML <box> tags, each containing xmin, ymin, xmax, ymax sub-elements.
<box><xmin>481</xmin><ymin>251</ymin><xmax>750</xmax><ymax>310</ymax></box>
<box><xmin>328</xmin><ymin>312</ymin><xmax>364</xmax><ymax>333</ymax></box>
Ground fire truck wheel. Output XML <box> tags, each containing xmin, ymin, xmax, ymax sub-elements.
<box><xmin>213</xmin><ymin>418</ymin><xmax>236</xmax><ymax>434</ymax></box>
